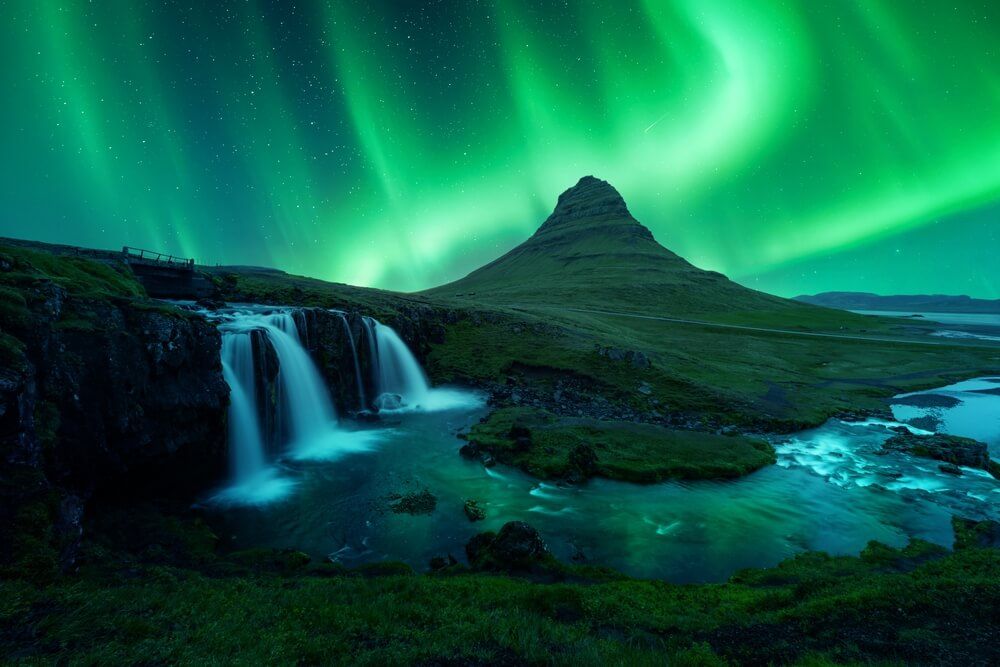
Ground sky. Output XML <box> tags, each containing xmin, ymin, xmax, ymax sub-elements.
<box><xmin>1</xmin><ymin>0</ymin><xmax>998</xmax><ymax>298</ymax></box>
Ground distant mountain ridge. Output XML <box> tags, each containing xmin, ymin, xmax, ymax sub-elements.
<box><xmin>426</xmin><ymin>176</ymin><xmax>817</xmax><ymax>319</ymax></box>
<box><xmin>795</xmin><ymin>292</ymin><xmax>1000</xmax><ymax>314</ymax></box>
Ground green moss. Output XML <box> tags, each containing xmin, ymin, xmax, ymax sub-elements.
<box><xmin>0</xmin><ymin>537</ymin><xmax>996</xmax><ymax>665</ymax></box>
<box><xmin>468</xmin><ymin>407</ymin><xmax>775</xmax><ymax>482</ymax></box>
<box><xmin>464</xmin><ymin>498</ymin><xmax>486</xmax><ymax>522</ymax></box>
<box><xmin>0</xmin><ymin>284</ymin><xmax>31</xmax><ymax>329</ymax></box>
<box><xmin>388</xmin><ymin>489</ymin><xmax>438</xmax><ymax>515</ymax></box>
<box><xmin>0</xmin><ymin>244</ymin><xmax>144</xmax><ymax>298</ymax></box>
<box><xmin>0</xmin><ymin>330</ymin><xmax>27</xmax><ymax>371</ymax></box>
<box><xmin>0</xmin><ymin>478</ymin><xmax>61</xmax><ymax>584</ymax></box>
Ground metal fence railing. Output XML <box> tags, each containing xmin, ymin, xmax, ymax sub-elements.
<box><xmin>121</xmin><ymin>246</ymin><xmax>195</xmax><ymax>270</ymax></box>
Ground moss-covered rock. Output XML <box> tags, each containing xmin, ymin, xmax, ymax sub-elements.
<box><xmin>388</xmin><ymin>489</ymin><xmax>437</xmax><ymax>515</ymax></box>
<box><xmin>463</xmin><ymin>498</ymin><xmax>486</xmax><ymax>522</ymax></box>
<box><xmin>881</xmin><ymin>431</ymin><xmax>997</xmax><ymax>477</ymax></box>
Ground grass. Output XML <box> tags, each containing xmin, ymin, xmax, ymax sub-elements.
<box><xmin>467</xmin><ymin>407</ymin><xmax>776</xmax><ymax>482</ymax></box>
<box><xmin>0</xmin><ymin>244</ymin><xmax>144</xmax><ymax>299</ymax></box>
<box><xmin>426</xmin><ymin>305</ymin><xmax>1000</xmax><ymax>430</ymax></box>
<box><xmin>1</xmin><ymin>519</ymin><xmax>997</xmax><ymax>665</ymax></box>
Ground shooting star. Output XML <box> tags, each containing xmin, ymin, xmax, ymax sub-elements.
<box><xmin>644</xmin><ymin>112</ymin><xmax>671</xmax><ymax>133</ymax></box>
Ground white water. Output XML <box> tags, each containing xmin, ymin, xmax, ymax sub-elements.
<box><xmin>372</xmin><ymin>321</ymin><xmax>431</xmax><ymax>407</ymax></box>
<box><xmin>209</xmin><ymin>308</ymin><xmax>343</xmax><ymax>504</ymax></box>
<box><xmin>220</xmin><ymin>333</ymin><xmax>266</xmax><ymax>482</ymax></box>
<box><xmin>365</xmin><ymin>319</ymin><xmax>480</xmax><ymax>412</ymax></box>
<box><xmin>257</xmin><ymin>312</ymin><xmax>339</xmax><ymax>447</ymax></box>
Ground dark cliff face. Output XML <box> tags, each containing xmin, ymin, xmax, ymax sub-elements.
<box><xmin>0</xmin><ymin>246</ymin><xmax>229</xmax><ymax>577</ymax></box>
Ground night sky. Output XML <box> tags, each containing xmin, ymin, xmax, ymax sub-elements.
<box><xmin>2</xmin><ymin>0</ymin><xmax>998</xmax><ymax>297</ymax></box>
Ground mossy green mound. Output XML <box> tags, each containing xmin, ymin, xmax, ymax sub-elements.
<box><xmin>466</xmin><ymin>407</ymin><xmax>775</xmax><ymax>482</ymax></box>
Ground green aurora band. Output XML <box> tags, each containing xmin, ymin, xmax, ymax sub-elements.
<box><xmin>1</xmin><ymin>0</ymin><xmax>998</xmax><ymax>297</ymax></box>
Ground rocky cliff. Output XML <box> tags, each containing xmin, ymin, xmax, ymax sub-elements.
<box><xmin>0</xmin><ymin>245</ymin><xmax>228</xmax><ymax>578</ymax></box>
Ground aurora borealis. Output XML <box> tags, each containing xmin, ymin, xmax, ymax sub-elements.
<box><xmin>1</xmin><ymin>1</ymin><xmax>998</xmax><ymax>297</ymax></box>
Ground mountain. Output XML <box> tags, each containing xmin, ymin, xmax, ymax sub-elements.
<box><xmin>426</xmin><ymin>176</ymin><xmax>813</xmax><ymax>319</ymax></box>
<box><xmin>795</xmin><ymin>292</ymin><xmax>1000</xmax><ymax>314</ymax></box>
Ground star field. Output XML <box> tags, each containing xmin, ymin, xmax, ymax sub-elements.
<box><xmin>1</xmin><ymin>0</ymin><xmax>997</xmax><ymax>297</ymax></box>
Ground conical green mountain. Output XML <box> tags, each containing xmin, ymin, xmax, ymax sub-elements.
<box><xmin>427</xmin><ymin>176</ymin><xmax>806</xmax><ymax>319</ymax></box>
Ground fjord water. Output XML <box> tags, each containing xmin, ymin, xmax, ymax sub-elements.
<box><xmin>209</xmin><ymin>374</ymin><xmax>1000</xmax><ymax>582</ymax></box>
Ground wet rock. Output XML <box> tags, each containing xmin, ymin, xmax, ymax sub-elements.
<box><xmin>465</xmin><ymin>521</ymin><xmax>551</xmax><ymax>571</ymax></box>
<box><xmin>463</xmin><ymin>499</ymin><xmax>486</xmax><ymax>522</ymax></box>
<box><xmin>195</xmin><ymin>298</ymin><xmax>226</xmax><ymax>311</ymax></box>
<box><xmin>938</xmin><ymin>463</ymin><xmax>963</xmax><ymax>476</ymax></box>
<box><xmin>374</xmin><ymin>393</ymin><xmax>404</xmax><ymax>411</ymax></box>
<box><xmin>638</xmin><ymin>382</ymin><xmax>653</xmax><ymax>395</ymax></box>
<box><xmin>458</xmin><ymin>441</ymin><xmax>480</xmax><ymax>459</ymax></box>
<box><xmin>388</xmin><ymin>489</ymin><xmax>437</xmax><ymax>515</ymax></box>
<box><xmin>596</xmin><ymin>345</ymin><xmax>650</xmax><ymax>368</ymax></box>
<box><xmin>953</xmin><ymin>517</ymin><xmax>1000</xmax><ymax>550</ymax></box>
<box><xmin>881</xmin><ymin>432</ymin><xmax>992</xmax><ymax>473</ymax></box>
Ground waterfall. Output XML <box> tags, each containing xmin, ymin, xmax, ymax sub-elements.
<box><xmin>215</xmin><ymin>308</ymin><xmax>339</xmax><ymax>476</ymax></box>
<box><xmin>220</xmin><ymin>333</ymin><xmax>267</xmax><ymax>484</ymax></box>
<box><xmin>337</xmin><ymin>312</ymin><xmax>367</xmax><ymax>409</ymax></box>
<box><xmin>254</xmin><ymin>312</ymin><xmax>338</xmax><ymax>445</ymax></box>
<box><xmin>370</xmin><ymin>320</ymin><xmax>431</xmax><ymax>409</ymax></box>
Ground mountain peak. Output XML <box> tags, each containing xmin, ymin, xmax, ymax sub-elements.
<box><xmin>537</xmin><ymin>176</ymin><xmax>632</xmax><ymax>233</ymax></box>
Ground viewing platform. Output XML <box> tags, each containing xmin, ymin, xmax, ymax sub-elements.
<box><xmin>122</xmin><ymin>246</ymin><xmax>212</xmax><ymax>299</ymax></box>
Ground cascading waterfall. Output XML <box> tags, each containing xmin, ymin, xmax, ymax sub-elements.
<box><xmin>255</xmin><ymin>312</ymin><xmax>338</xmax><ymax>445</ymax></box>
<box><xmin>220</xmin><ymin>333</ymin><xmax>267</xmax><ymax>484</ymax></box>
<box><xmin>337</xmin><ymin>312</ymin><xmax>367</xmax><ymax>409</ymax></box>
<box><xmin>211</xmin><ymin>308</ymin><xmax>343</xmax><ymax>501</ymax></box>
<box><xmin>207</xmin><ymin>305</ymin><xmax>477</xmax><ymax>503</ymax></box>
<box><xmin>369</xmin><ymin>320</ymin><xmax>431</xmax><ymax>409</ymax></box>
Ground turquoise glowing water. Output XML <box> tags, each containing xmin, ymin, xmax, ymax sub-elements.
<box><xmin>206</xmin><ymin>381</ymin><xmax>1000</xmax><ymax>583</ymax></box>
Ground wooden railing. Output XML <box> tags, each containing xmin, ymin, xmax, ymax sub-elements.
<box><xmin>121</xmin><ymin>246</ymin><xmax>195</xmax><ymax>270</ymax></box>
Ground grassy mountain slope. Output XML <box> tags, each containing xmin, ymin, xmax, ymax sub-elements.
<box><xmin>425</xmin><ymin>176</ymin><xmax>867</xmax><ymax>329</ymax></box>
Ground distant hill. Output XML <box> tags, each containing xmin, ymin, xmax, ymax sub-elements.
<box><xmin>426</xmin><ymin>176</ymin><xmax>820</xmax><ymax>320</ymax></box>
<box><xmin>795</xmin><ymin>292</ymin><xmax>1000</xmax><ymax>314</ymax></box>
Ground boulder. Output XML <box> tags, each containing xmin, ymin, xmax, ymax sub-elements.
<box><xmin>463</xmin><ymin>499</ymin><xmax>486</xmax><ymax>522</ymax></box>
<box><xmin>465</xmin><ymin>521</ymin><xmax>551</xmax><ymax>570</ymax></box>
<box><xmin>567</xmin><ymin>443</ymin><xmax>599</xmax><ymax>480</ymax></box>
<box><xmin>953</xmin><ymin>517</ymin><xmax>1000</xmax><ymax>550</ymax></box>
<box><xmin>374</xmin><ymin>393</ymin><xmax>404</xmax><ymax>411</ymax></box>
<box><xmin>458</xmin><ymin>441</ymin><xmax>480</xmax><ymax>459</ymax></box>
<box><xmin>881</xmin><ymin>432</ymin><xmax>993</xmax><ymax>473</ymax></box>
<box><xmin>596</xmin><ymin>345</ymin><xmax>650</xmax><ymax>368</ymax></box>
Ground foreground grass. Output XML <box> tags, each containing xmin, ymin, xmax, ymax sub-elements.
<box><xmin>2</xmin><ymin>537</ymin><xmax>997</xmax><ymax>665</ymax></box>
<box><xmin>467</xmin><ymin>407</ymin><xmax>775</xmax><ymax>482</ymax></box>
